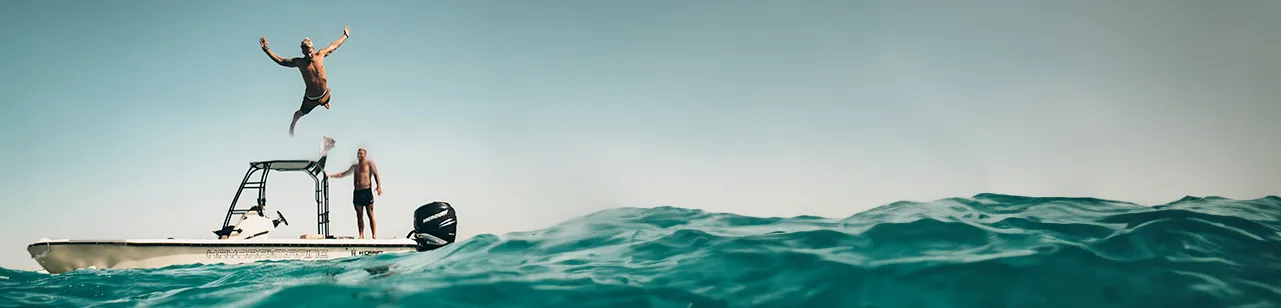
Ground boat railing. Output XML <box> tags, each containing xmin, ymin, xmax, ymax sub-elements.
<box><xmin>220</xmin><ymin>159</ymin><xmax>331</xmax><ymax>238</ymax></box>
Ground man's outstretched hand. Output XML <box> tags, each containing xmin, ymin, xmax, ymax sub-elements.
<box><xmin>343</xmin><ymin>26</ymin><xmax>350</xmax><ymax>37</ymax></box>
<box><xmin>260</xmin><ymin>36</ymin><xmax>269</xmax><ymax>49</ymax></box>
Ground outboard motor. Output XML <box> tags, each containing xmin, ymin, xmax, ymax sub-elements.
<box><xmin>408</xmin><ymin>201</ymin><xmax>457</xmax><ymax>251</ymax></box>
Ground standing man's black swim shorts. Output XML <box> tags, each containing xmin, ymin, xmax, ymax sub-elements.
<box><xmin>354</xmin><ymin>188</ymin><xmax>374</xmax><ymax>206</ymax></box>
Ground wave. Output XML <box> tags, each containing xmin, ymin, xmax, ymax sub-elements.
<box><xmin>2</xmin><ymin>193</ymin><xmax>1279</xmax><ymax>307</ymax></box>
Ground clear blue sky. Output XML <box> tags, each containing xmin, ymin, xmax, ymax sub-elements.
<box><xmin>2</xmin><ymin>0</ymin><xmax>1278</xmax><ymax>271</ymax></box>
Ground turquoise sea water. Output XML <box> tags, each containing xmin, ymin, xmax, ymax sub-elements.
<box><xmin>3</xmin><ymin>193</ymin><xmax>1280</xmax><ymax>307</ymax></box>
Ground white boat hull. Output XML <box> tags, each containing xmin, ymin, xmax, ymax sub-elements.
<box><xmin>27</xmin><ymin>238</ymin><xmax>419</xmax><ymax>274</ymax></box>
<box><xmin>25</xmin><ymin>147</ymin><xmax>460</xmax><ymax>274</ymax></box>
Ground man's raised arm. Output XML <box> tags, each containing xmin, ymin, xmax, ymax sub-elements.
<box><xmin>317</xmin><ymin>26</ymin><xmax>350</xmax><ymax>57</ymax></box>
<box><xmin>260</xmin><ymin>36</ymin><xmax>296</xmax><ymax>67</ymax></box>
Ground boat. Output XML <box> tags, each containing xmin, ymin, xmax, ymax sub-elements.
<box><xmin>27</xmin><ymin>149</ymin><xmax>458</xmax><ymax>274</ymax></box>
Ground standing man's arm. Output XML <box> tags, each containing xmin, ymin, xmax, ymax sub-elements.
<box><xmin>370</xmin><ymin>161</ymin><xmax>381</xmax><ymax>196</ymax></box>
<box><xmin>327</xmin><ymin>164</ymin><xmax>355</xmax><ymax>178</ymax></box>
<box><xmin>317</xmin><ymin>26</ymin><xmax>350</xmax><ymax>57</ymax></box>
<box><xmin>260</xmin><ymin>36</ymin><xmax>297</xmax><ymax>67</ymax></box>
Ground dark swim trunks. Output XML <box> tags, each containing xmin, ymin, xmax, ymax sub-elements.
<box><xmin>353</xmin><ymin>188</ymin><xmax>374</xmax><ymax>206</ymax></box>
<box><xmin>300</xmin><ymin>87</ymin><xmax>331</xmax><ymax>115</ymax></box>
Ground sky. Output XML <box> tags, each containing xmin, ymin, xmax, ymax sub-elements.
<box><xmin>1</xmin><ymin>0</ymin><xmax>1278</xmax><ymax>271</ymax></box>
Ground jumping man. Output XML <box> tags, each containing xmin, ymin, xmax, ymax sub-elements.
<box><xmin>259</xmin><ymin>26</ymin><xmax>350</xmax><ymax>136</ymax></box>
<box><xmin>327</xmin><ymin>148</ymin><xmax>382</xmax><ymax>239</ymax></box>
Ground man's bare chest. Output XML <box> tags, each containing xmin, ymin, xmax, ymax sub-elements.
<box><xmin>296</xmin><ymin>59</ymin><xmax>325</xmax><ymax>71</ymax></box>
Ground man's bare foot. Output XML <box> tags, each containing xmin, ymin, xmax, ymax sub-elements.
<box><xmin>320</xmin><ymin>136</ymin><xmax>336</xmax><ymax>156</ymax></box>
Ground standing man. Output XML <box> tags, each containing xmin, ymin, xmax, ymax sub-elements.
<box><xmin>327</xmin><ymin>148</ymin><xmax>382</xmax><ymax>239</ymax></box>
<box><xmin>259</xmin><ymin>26</ymin><xmax>350</xmax><ymax>136</ymax></box>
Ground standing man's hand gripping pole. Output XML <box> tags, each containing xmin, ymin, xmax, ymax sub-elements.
<box><xmin>327</xmin><ymin>164</ymin><xmax>354</xmax><ymax>179</ymax></box>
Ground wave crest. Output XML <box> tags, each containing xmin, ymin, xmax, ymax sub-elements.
<box><xmin>4</xmin><ymin>194</ymin><xmax>1279</xmax><ymax>307</ymax></box>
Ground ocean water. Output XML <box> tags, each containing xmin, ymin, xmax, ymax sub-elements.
<box><xmin>3</xmin><ymin>193</ymin><xmax>1280</xmax><ymax>307</ymax></box>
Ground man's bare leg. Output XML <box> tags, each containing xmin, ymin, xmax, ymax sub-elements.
<box><xmin>290</xmin><ymin>110</ymin><xmax>303</xmax><ymax>137</ymax></box>
<box><xmin>354</xmin><ymin>204</ymin><xmax>366</xmax><ymax>239</ymax></box>
<box><xmin>365</xmin><ymin>203</ymin><xmax>377</xmax><ymax>239</ymax></box>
